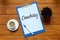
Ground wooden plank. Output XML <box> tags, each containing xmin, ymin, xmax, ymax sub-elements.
<box><xmin>0</xmin><ymin>25</ymin><xmax>60</xmax><ymax>40</ymax></box>
<box><xmin>0</xmin><ymin>15</ymin><xmax>19</xmax><ymax>24</ymax></box>
<box><xmin>27</xmin><ymin>34</ymin><xmax>60</xmax><ymax>40</ymax></box>
<box><xmin>0</xmin><ymin>35</ymin><xmax>60</xmax><ymax>40</ymax></box>
<box><xmin>0</xmin><ymin>36</ymin><xmax>27</xmax><ymax>40</ymax></box>
<box><xmin>0</xmin><ymin>15</ymin><xmax>60</xmax><ymax>25</ymax></box>
<box><xmin>0</xmin><ymin>4</ymin><xmax>60</xmax><ymax>15</ymax></box>
<box><xmin>0</xmin><ymin>0</ymin><xmax>60</xmax><ymax>5</ymax></box>
<box><xmin>37</xmin><ymin>0</ymin><xmax>60</xmax><ymax>4</ymax></box>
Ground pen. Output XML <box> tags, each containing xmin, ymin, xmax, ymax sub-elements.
<box><xmin>23</xmin><ymin>25</ymin><xmax>33</xmax><ymax>34</ymax></box>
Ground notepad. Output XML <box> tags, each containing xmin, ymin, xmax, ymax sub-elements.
<box><xmin>16</xmin><ymin>2</ymin><xmax>45</xmax><ymax>38</ymax></box>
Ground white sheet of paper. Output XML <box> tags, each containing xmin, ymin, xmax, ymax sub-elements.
<box><xmin>17</xmin><ymin>2</ymin><xmax>45</xmax><ymax>37</ymax></box>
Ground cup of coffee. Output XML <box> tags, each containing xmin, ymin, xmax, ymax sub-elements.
<box><xmin>7</xmin><ymin>19</ymin><xmax>19</xmax><ymax>31</ymax></box>
<box><xmin>9</xmin><ymin>21</ymin><xmax>16</xmax><ymax>29</ymax></box>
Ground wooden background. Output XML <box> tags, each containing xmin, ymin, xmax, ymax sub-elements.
<box><xmin>0</xmin><ymin>0</ymin><xmax>60</xmax><ymax>40</ymax></box>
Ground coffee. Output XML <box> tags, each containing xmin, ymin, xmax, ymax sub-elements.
<box><xmin>9</xmin><ymin>22</ymin><xmax>15</xmax><ymax>27</ymax></box>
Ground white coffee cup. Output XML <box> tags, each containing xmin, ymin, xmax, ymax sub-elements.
<box><xmin>7</xmin><ymin>19</ymin><xmax>19</xmax><ymax>31</ymax></box>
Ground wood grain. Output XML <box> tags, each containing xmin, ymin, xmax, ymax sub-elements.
<box><xmin>0</xmin><ymin>36</ymin><xmax>28</xmax><ymax>40</ymax></box>
<box><xmin>0</xmin><ymin>4</ymin><xmax>60</xmax><ymax>15</ymax></box>
<box><xmin>0</xmin><ymin>0</ymin><xmax>60</xmax><ymax>5</ymax></box>
<box><xmin>0</xmin><ymin>35</ymin><xmax>60</xmax><ymax>40</ymax></box>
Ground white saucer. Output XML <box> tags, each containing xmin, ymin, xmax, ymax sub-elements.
<box><xmin>7</xmin><ymin>19</ymin><xmax>19</xmax><ymax>31</ymax></box>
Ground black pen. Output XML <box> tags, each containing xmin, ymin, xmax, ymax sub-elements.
<box><xmin>23</xmin><ymin>25</ymin><xmax>33</xmax><ymax>34</ymax></box>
